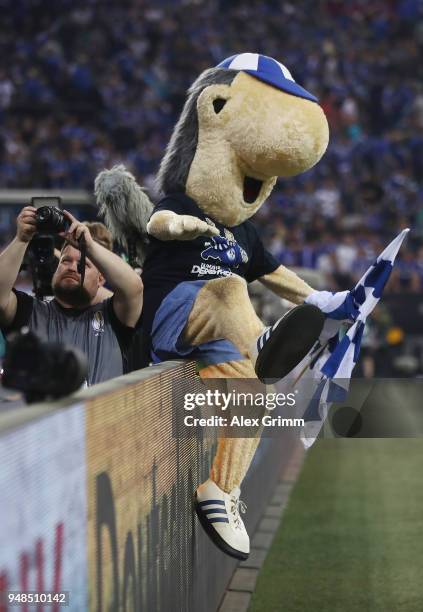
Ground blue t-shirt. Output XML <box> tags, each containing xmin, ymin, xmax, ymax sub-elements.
<box><xmin>141</xmin><ymin>193</ymin><xmax>279</xmax><ymax>334</ymax></box>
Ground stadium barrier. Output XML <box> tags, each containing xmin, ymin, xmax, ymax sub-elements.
<box><xmin>0</xmin><ymin>360</ymin><xmax>298</xmax><ymax>612</ymax></box>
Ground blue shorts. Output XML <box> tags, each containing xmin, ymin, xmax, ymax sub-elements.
<box><xmin>151</xmin><ymin>280</ymin><xmax>245</xmax><ymax>367</ymax></box>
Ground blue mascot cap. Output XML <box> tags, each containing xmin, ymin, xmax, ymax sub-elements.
<box><xmin>217</xmin><ymin>52</ymin><xmax>318</xmax><ymax>103</ymax></box>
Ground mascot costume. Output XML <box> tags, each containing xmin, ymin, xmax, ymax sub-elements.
<box><xmin>94</xmin><ymin>53</ymin><xmax>407</xmax><ymax>560</ymax></box>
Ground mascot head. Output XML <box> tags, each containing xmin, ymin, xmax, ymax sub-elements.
<box><xmin>157</xmin><ymin>52</ymin><xmax>329</xmax><ymax>227</ymax></box>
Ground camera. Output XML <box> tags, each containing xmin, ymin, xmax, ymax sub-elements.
<box><xmin>1</xmin><ymin>329</ymin><xmax>88</xmax><ymax>403</ymax></box>
<box><xmin>27</xmin><ymin>197</ymin><xmax>68</xmax><ymax>298</ymax></box>
<box><xmin>32</xmin><ymin>196</ymin><xmax>69</xmax><ymax>234</ymax></box>
<box><xmin>36</xmin><ymin>205</ymin><xmax>68</xmax><ymax>233</ymax></box>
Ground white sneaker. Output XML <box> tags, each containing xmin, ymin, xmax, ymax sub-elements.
<box><xmin>195</xmin><ymin>478</ymin><xmax>250</xmax><ymax>560</ymax></box>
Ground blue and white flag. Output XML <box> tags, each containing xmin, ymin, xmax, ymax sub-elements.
<box><xmin>299</xmin><ymin>229</ymin><xmax>409</xmax><ymax>448</ymax></box>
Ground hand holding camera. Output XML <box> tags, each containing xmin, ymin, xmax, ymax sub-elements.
<box><xmin>16</xmin><ymin>206</ymin><xmax>38</xmax><ymax>243</ymax></box>
<box><xmin>60</xmin><ymin>209</ymin><xmax>95</xmax><ymax>251</ymax></box>
<box><xmin>17</xmin><ymin>200</ymin><xmax>70</xmax><ymax>244</ymax></box>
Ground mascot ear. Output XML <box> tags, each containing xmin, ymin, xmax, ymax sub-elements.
<box><xmin>197</xmin><ymin>84</ymin><xmax>232</xmax><ymax>127</ymax></box>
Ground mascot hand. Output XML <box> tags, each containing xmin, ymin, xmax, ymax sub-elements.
<box><xmin>305</xmin><ymin>290</ymin><xmax>360</xmax><ymax>322</ymax></box>
<box><xmin>169</xmin><ymin>215</ymin><xmax>220</xmax><ymax>241</ymax></box>
<box><xmin>305</xmin><ymin>289</ymin><xmax>360</xmax><ymax>345</ymax></box>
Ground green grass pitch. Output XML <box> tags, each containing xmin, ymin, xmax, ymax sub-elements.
<box><xmin>250</xmin><ymin>439</ymin><xmax>423</xmax><ymax>612</ymax></box>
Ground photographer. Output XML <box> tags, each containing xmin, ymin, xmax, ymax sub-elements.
<box><xmin>0</xmin><ymin>206</ymin><xmax>143</xmax><ymax>386</ymax></box>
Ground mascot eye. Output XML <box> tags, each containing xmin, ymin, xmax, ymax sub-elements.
<box><xmin>212</xmin><ymin>98</ymin><xmax>227</xmax><ymax>114</ymax></box>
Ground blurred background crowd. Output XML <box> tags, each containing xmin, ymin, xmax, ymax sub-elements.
<box><xmin>0</xmin><ymin>0</ymin><xmax>422</xmax><ymax>375</ymax></box>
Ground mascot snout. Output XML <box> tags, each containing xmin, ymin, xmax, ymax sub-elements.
<box><xmin>226</xmin><ymin>73</ymin><xmax>329</xmax><ymax>179</ymax></box>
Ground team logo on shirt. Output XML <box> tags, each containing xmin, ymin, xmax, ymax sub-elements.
<box><xmin>92</xmin><ymin>311</ymin><xmax>105</xmax><ymax>335</ymax></box>
<box><xmin>201</xmin><ymin>235</ymin><xmax>248</xmax><ymax>267</ymax></box>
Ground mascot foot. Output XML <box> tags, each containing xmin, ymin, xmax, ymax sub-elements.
<box><xmin>195</xmin><ymin>479</ymin><xmax>249</xmax><ymax>560</ymax></box>
<box><xmin>254</xmin><ymin>304</ymin><xmax>324</xmax><ymax>383</ymax></box>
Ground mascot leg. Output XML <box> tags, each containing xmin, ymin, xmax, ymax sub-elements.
<box><xmin>194</xmin><ymin>359</ymin><xmax>262</xmax><ymax>560</ymax></box>
<box><xmin>184</xmin><ymin>275</ymin><xmax>264</xmax><ymax>358</ymax></box>
<box><xmin>184</xmin><ymin>277</ymin><xmax>265</xmax><ymax>561</ymax></box>
<box><xmin>184</xmin><ymin>275</ymin><xmax>323</xmax><ymax>382</ymax></box>
<box><xmin>200</xmin><ymin>359</ymin><xmax>261</xmax><ymax>492</ymax></box>
<box><xmin>186</xmin><ymin>277</ymin><xmax>317</xmax><ymax>559</ymax></box>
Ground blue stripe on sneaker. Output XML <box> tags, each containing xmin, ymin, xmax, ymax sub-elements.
<box><xmin>204</xmin><ymin>508</ymin><xmax>227</xmax><ymax>515</ymax></box>
<box><xmin>257</xmin><ymin>326</ymin><xmax>270</xmax><ymax>351</ymax></box>
<box><xmin>208</xmin><ymin>517</ymin><xmax>230</xmax><ymax>523</ymax></box>
<box><xmin>198</xmin><ymin>500</ymin><xmax>225</xmax><ymax>507</ymax></box>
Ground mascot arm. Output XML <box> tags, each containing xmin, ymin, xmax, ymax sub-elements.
<box><xmin>147</xmin><ymin>211</ymin><xmax>219</xmax><ymax>241</ymax></box>
<box><xmin>258</xmin><ymin>264</ymin><xmax>314</xmax><ymax>305</ymax></box>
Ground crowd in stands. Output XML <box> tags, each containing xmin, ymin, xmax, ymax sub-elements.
<box><xmin>0</xmin><ymin>0</ymin><xmax>422</xmax><ymax>293</ymax></box>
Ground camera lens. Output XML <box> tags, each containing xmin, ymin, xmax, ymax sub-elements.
<box><xmin>36</xmin><ymin>206</ymin><xmax>68</xmax><ymax>233</ymax></box>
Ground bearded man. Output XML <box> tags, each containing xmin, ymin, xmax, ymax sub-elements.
<box><xmin>0</xmin><ymin>206</ymin><xmax>143</xmax><ymax>385</ymax></box>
